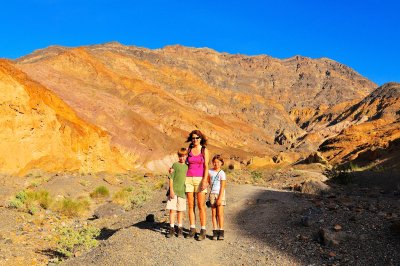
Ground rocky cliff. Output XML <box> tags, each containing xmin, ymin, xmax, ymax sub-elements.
<box><xmin>0</xmin><ymin>42</ymin><xmax>388</xmax><ymax>173</ymax></box>
<box><xmin>319</xmin><ymin>82</ymin><xmax>400</xmax><ymax>168</ymax></box>
<box><xmin>0</xmin><ymin>59</ymin><xmax>136</xmax><ymax>175</ymax></box>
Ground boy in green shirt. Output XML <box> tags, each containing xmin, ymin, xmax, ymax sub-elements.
<box><xmin>166</xmin><ymin>148</ymin><xmax>188</xmax><ymax>238</ymax></box>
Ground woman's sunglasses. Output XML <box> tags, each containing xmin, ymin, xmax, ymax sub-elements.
<box><xmin>192</xmin><ymin>137</ymin><xmax>201</xmax><ymax>140</ymax></box>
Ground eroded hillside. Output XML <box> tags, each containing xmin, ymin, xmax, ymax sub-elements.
<box><xmin>7</xmin><ymin>42</ymin><xmax>381</xmax><ymax>173</ymax></box>
<box><xmin>0</xmin><ymin>59</ymin><xmax>136</xmax><ymax>175</ymax></box>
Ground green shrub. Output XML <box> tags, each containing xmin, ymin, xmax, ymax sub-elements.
<box><xmin>9</xmin><ymin>198</ymin><xmax>24</xmax><ymax>209</ymax></box>
<box><xmin>131</xmin><ymin>186</ymin><xmax>151</xmax><ymax>207</ymax></box>
<box><xmin>251</xmin><ymin>171</ymin><xmax>262</xmax><ymax>180</ymax></box>
<box><xmin>328</xmin><ymin>169</ymin><xmax>354</xmax><ymax>185</ymax></box>
<box><xmin>56</xmin><ymin>225</ymin><xmax>100</xmax><ymax>258</ymax></box>
<box><xmin>55</xmin><ymin>198</ymin><xmax>90</xmax><ymax>217</ymax></box>
<box><xmin>15</xmin><ymin>190</ymin><xmax>28</xmax><ymax>202</ymax></box>
<box><xmin>153</xmin><ymin>179</ymin><xmax>165</xmax><ymax>190</ymax></box>
<box><xmin>28</xmin><ymin>190</ymin><xmax>52</xmax><ymax>209</ymax></box>
<box><xmin>8</xmin><ymin>190</ymin><xmax>52</xmax><ymax>212</ymax></box>
<box><xmin>112</xmin><ymin>186</ymin><xmax>150</xmax><ymax>209</ymax></box>
<box><xmin>90</xmin><ymin>186</ymin><xmax>110</xmax><ymax>198</ymax></box>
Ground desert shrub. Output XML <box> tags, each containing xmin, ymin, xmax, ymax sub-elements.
<box><xmin>9</xmin><ymin>198</ymin><xmax>24</xmax><ymax>209</ymax></box>
<box><xmin>28</xmin><ymin>190</ymin><xmax>52</xmax><ymax>209</ymax></box>
<box><xmin>112</xmin><ymin>186</ymin><xmax>151</xmax><ymax>209</ymax></box>
<box><xmin>327</xmin><ymin>168</ymin><xmax>354</xmax><ymax>185</ymax></box>
<box><xmin>8</xmin><ymin>190</ymin><xmax>52</xmax><ymax>212</ymax></box>
<box><xmin>131</xmin><ymin>187</ymin><xmax>151</xmax><ymax>207</ymax></box>
<box><xmin>251</xmin><ymin>171</ymin><xmax>262</xmax><ymax>180</ymax></box>
<box><xmin>153</xmin><ymin>178</ymin><xmax>165</xmax><ymax>190</ymax></box>
<box><xmin>55</xmin><ymin>198</ymin><xmax>90</xmax><ymax>217</ymax></box>
<box><xmin>56</xmin><ymin>225</ymin><xmax>100</xmax><ymax>258</ymax></box>
<box><xmin>349</xmin><ymin>162</ymin><xmax>361</xmax><ymax>171</ymax></box>
<box><xmin>112</xmin><ymin>187</ymin><xmax>133</xmax><ymax>209</ymax></box>
<box><xmin>90</xmin><ymin>186</ymin><xmax>110</xmax><ymax>198</ymax></box>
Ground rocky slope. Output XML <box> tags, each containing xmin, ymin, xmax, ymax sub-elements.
<box><xmin>5</xmin><ymin>42</ymin><xmax>378</xmax><ymax>173</ymax></box>
<box><xmin>0</xmin><ymin>59</ymin><xmax>135</xmax><ymax>175</ymax></box>
<box><xmin>319</xmin><ymin>82</ymin><xmax>400</xmax><ymax>168</ymax></box>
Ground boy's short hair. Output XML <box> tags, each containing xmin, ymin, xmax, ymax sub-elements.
<box><xmin>177</xmin><ymin>148</ymin><xmax>188</xmax><ymax>156</ymax></box>
<box><xmin>212</xmin><ymin>154</ymin><xmax>224</xmax><ymax>165</ymax></box>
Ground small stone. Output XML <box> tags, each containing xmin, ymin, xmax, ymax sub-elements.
<box><xmin>327</xmin><ymin>203</ymin><xmax>338</xmax><ymax>211</ymax></box>
<box><xmin>354</xmin><ymin>206</ymin><xmax>363</xmax><ymax>213</ymax></box>
<box><xmin>144</xmin><ymin>172</ymin><xmax>154</xmax><ymax>178</ymax></box>
<box><xmin>390</xmin><ymin>220</ymin><xmax>400</xmax><ymax>235</ymax></box>
<box><xmin>333</xmin><ymin>224</ymin><xmax>342</xmax><ymax>231</ymax></box>
<box><xmin>377</xmin><ymin>211</ymin><xmax>386</xmax><ymax>217</ymax></box>
<box><xmin>349</xmin><ymin>216</ymin><xmax>357</xmax><ymax>222</ymax></box>
<box><xmin>329</xmin><ymin>252</ymin><xmax>336</xmax><ymax>257</ymax></box>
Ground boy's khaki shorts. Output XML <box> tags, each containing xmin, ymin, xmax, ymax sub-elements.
<box><xmin>185</xmin><ymin>176</ymin><xmax>207</xmax><ymax>193</ymax></box>
<box><xmin>166</xmin><ymin>195</ymin><xmax>186</xmax><ymax>212</ymax></box>
<box><xmin>209</xmin><ymin>193</ymin><xmax>226</xmax><ymax>206</ymax></box>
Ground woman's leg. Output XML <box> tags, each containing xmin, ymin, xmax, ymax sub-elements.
<box><xmin>186</xmin><ymin>192</ymin><xmax>195</xmax><ymax>226</ymax></box>
<box><xmin>197</xmin><ymin>192</ymin><xmax>207</xmax><ymax>227</ymax></box>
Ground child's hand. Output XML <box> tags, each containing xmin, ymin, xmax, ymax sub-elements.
<box><xmin>216</xmin><ymin>197</ymin><xmax>222</xmax><ymax>206</ymax></box>
<box><xmin>200</xmin><ymin>180</ymin><xmax>209</xmax><ymax>191</ymax></box>
<box><xmin>168</xmin><ymin>168</ymin><xmax>174</xmax><ymax>174</ymax></box>
<box><xmin>169</xmin><ymin>191</ymin><xmax>175</xmax><ymax>200</ymax></box>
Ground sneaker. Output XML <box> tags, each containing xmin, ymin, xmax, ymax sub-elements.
<box><xmin>218</xmin><ymin>230</ymin><xmax>224</xmax><ymax>240</ymax></box>
<box><xmin>186</xmin><ymin>228</ymin><xmax>196</xmax><ymax>238</ymax></box>
<box><xmin>197</xmin><ymin>229</ymin><xmax>206</xmax><ymax>241</ymax></box>
<box><xmin>177</xmin><ymin>227</ymin><xmax>183</xmax><ymax>237</ymax></box>
<box><xmin>166</xmin><ymin>227</ymin><xmax>175</xmax><ymax>238</ymax></box>
<box><xmin>212</xmin><ymin>230</ymin><xmax>219</xmax><ymax>240</ymax></box>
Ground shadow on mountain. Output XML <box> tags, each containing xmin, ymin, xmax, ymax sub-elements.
<box><xmin>234</xmin><ymin>183</ymin><xmax>400</xmax><ymax>265</ymax></box>
<box><xmin>329</xmin><ymin>137</ymin><xmax>400</xmax><ymax>192</ymax></box>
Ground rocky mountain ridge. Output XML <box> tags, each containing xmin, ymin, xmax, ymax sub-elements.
<box><xmin>1</xmin><ymin>42</ymin><xmax>397</xmax><ymax>174</ymax></box>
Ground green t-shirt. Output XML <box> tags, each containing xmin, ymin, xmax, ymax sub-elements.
<box><xmin>170</xmin><ymin>162</ymin><xmax>188</xmax><ymax>199</ymax></box>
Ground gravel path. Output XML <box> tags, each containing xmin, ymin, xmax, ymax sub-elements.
<box><xmin>63</xmin><ymin>183</ymin><xmax>400</xmax><ymax>265</ymax></box>
<box><xmin>63</xmin><ymin>184</ymin><xmax>305</xmax><ymax>265</ymax></box>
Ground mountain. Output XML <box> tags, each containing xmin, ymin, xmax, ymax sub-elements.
<box><xmin>0</xmin><ymin>42</ymin><xmax>381</xmax><ymax>174</ymax></box>
<box><xmin>319</xmin><ymin>82</ymin><xmax>400</xmax><ymax>168</ymax></box>
<box><xmin>0</xmin><ymin>59</ymin><xmax>135</xmax><ymax>175</ymax></box>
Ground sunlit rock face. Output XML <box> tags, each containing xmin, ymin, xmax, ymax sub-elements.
<box><xmin>0</xmin><ymin>59</ymin><xmax>136</xmax><ymax>175</ymax></box>
<box><xmin>319</xmin><ymin>82</ymin><xmax>400</xmax><ymax>166</ymax></box>
<box><xmin>0</xmin><ymin>42</ymin><xmax>384</xmax><ymax>173</ymax></box>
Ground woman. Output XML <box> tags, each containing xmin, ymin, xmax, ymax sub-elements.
<box><xmin>185</xmin><ymin>130</ymin><xmax>209</xmax><ymax>240</ymax></box>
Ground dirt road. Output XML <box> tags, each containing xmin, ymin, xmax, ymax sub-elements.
<box><xmin>63</xmin><ymin>182</ymin><xmax>400</xmax><ymax>265</ymax></box>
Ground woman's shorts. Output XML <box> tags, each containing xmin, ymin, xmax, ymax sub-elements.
<box><xmin>209</xmin><ymin>193</ymin><xmax>226</xmax><ymax>206</ymax></box>
<box><xmin>166</xmin><ymin>195</ymin><xmax>186</xmax><ymax>212</ymax></box>
<box><xmin>185</xmin><ymin>176</ymin><xmax>207</xmax><ymax>193</ymax></box>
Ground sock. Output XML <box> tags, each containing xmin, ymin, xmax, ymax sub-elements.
<box><xmin>170</xmin><ymin>224</ymin><xmax>174</xmax><ymax>228</ymax></box>
<box><xmin>178</xmin><ymin>224</ymin><xmax>182</xmax><ymax>228</ymax></box>
<box><xmin>219</xmin><ymin>228</ymin><xmax>224</xmax><ymax>230</ymax></box>
<box><xmin>190</xmin><ymin>225</ymin><xmax>196</xmax><ymax>229</ymax></box>
<box><xmin>201</xmin><ymin>226</ymin><xmax>206</xmax><ymax>230</ymax></box>
<box><xmin>213</xmin><ymin>227</ymin><xmax>219</xmax><ymax>230</ymax></box>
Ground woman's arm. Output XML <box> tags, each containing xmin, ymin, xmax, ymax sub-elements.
<box><xmin>201</xmin><ymin>148</ymin><xmax>210</xmax><ymax>190</ymax></box>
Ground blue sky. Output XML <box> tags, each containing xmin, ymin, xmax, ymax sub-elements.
<box><xmin>1</xmin><ymin>0</ymin><xmax>399</xmax><ymax>85</ymax></box>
